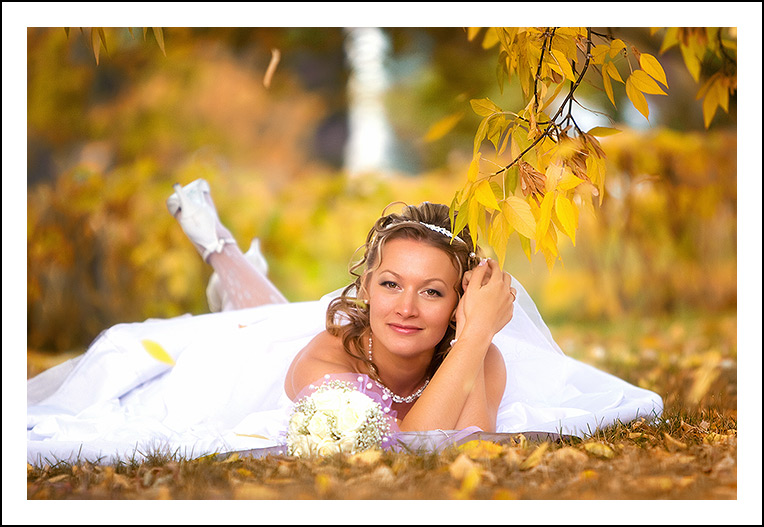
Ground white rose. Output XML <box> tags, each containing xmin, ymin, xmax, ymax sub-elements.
<box><xmin>307</xmin><ymin>411</ymin><xmax>333</xmax><ymax>440</ymax></box>
<box><xmin>338</xmin><ymin>432</ymin><xmax>359</xmax><ymax>454</ymax></box>
<box><xmin>311</xmin><ymin>389</ymin><xmax>344</xmax><ymax>412</ymax></box>
<box><xmin>289</xmin><ymin>411</ymin><xmax>307</xmax><ymax>435</ymax></box>
<box><xmin>346</xmin><ymin>390</ymin><xmax>377</xmax><ymax>413</ymax></box>
<box><xmin>315</xmin><ymin>438</ymin><xmax>341</xmax><ymax>456</ymax></box>
<box><xmin>290</xmin><ymin>434</ymin><xmax>311</xmax><ymax>457</ymax></box>
<box><xmin>336</xmin><ymin>404</ymin><xmax>366</xmax><ymax>434</ymax></box>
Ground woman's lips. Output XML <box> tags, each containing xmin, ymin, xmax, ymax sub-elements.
<box><xmin>388</xmin><ymin>323</ymin><xmax>422</xmax><ymax>335</ymax></box>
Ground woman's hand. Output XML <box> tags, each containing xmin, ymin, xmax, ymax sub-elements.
<box><xmin>455</xmin><ymin>259</ymin><xmax>516</xmax><ymax>340</ymax></box>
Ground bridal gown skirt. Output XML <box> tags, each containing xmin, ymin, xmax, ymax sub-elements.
<box><xmin>27</xmin><ymin>290</ymin><xmax>663</xmax><ymax>464</ymax></box>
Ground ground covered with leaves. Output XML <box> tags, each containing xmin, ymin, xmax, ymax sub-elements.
<box><xmin>27</xmin><ymin>313</ymin><xmax>737</xmax><ymax>500</ymax></box>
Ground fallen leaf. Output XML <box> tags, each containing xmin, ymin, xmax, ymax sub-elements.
<box><xmin>370</xmin><ymin>465</ymin><xmax>396</xmax><ymax>486</ymax></box>
<box><xmin>493</xmin><ymin>488</ymin><xmax>518</xmax><ymax>499</ymax></box>
<box><xmin>234</xmin><ymin>483</ymin><xmax>278</xmax><ymax>499</ymax></box>
<box><xmin>141</xmin><ymin>339</ymin><xmax>176</xmax><ymax>366</ymax></box>
<box><xmin>449</xmin><ymin>453</ymin><xmax>479</xmax><ymax>480</ymax></box>
<box><xmin>236</xmin><ymin>468</ymin><xmax>253</xmax><ymax>478</ymax></box>
<box><xmin>455</xmin><ymin>466</ymin><xmax>482</xmax><ymax>499</ymax></box>
<box><xmin>583</xmin><ymin>441</ymin><xmax>615</xmax><ymax>459</ymax></box>
<box><xmin>580</xmin><ymin>469</ymin><xmax>599</xmax><ymax>480</ymax></box>
<box><xmin>550</xmin><ymin>446</ymin><xmax>588</xmax><ymax>465</ymax></box>
<box><xmin>644</xmin><ymin>476</ymin><xmax>674</xmax><ymax>492</ymax></box>
<box><xmin>663</xmin><ymin>432</ymin><xmax>687</xmax><ymax>451</ymax></box>
<box><xmin>314</xmin><ymin>473</ymin><xmax>333</xmax><ymax>496</ymax></box>
<box><xmin>502</xmin><ymin>448</ymin><xmax>524</xmax><ymax>471</ymax></box>
<box><xmin>457</xmin><ymin>439</ymin><xmax>504</xmax><ymax>460</ymax></box>
<box><xmin>47</xmin><ymin>474</ymin><xmax>68</xmax><ymax>483</ymax></box>
<box><xmin>222</xmin><ymin>453</ymin><xmax>240</xmax><ymax>463</ymax></box>
<box><xmin>349</xmin><ymin>448</ymin><xmax>382</xmax><ymax>466</ymax></box>
<box><xmin>519</xmin><ymin>441</ymin><xmax>549</xmax><ymax>471</ymax></box>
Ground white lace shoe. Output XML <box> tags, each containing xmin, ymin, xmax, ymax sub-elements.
<box><xmin>166</xmin><ymin>179</ymin><xmax>236</xmax><ymax>262</ymax></box>
<box><xmin>206</xmin><ymin>238</ymin><xmax>269</xmax><ymax>312</ymax></box>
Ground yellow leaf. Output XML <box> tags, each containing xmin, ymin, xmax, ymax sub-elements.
<box><xmin>476</xmin><ymin>180</ymin><xmax>501</xmax><ymax>211</ymax></box>
<box><xmin>489</xmin><ymin>213</ymin><xmax>510</xmax><ymax>269</ymax></box>
<box><xmin>482</xmin><ymin>27</ymin><xmax>499</xmax><ymax>49</ymax></box>
<box><xmin>583</xmin><ymin>441</ymin><xmax>614</xmax><ymax>459</ymax></box>
<box><xmin>629</xmin><ymin>70</ymin><xmax>667</xmax><ymax>95</ymax></box>
<box><xmin>602</xmin><ymin>69</ymin><xmax>615</xmax><ymax>107</ymax></box>
<box><xmin>470</xmin><ymin>98</ymin><xmax>502</xmax><ymax>117</ymax></box>
<box><xmin>90</xmin><ymin>28</ymin><xmax>101</xmax><ymax>65</ymax></box>
<box><xmin>519</xmin><ymin>442</ymin><xmax>549</xmax><ymax>470</ymax></box>
<box><xmin>639</xmin><ymin>53</ymin><xmax>668</xmax><ymax>88</ymax></box>
<box><xmin>550</xmin><ymin>49</ymin><xmax>576</xmax><ymax>82</ymax></box>
<box><xmin>716</xmin><ymin>77</ymin><xmax>730</xmax><ymax>112</ymax></box>
<box><xmin>702</xmin><ymin>81</ymin><xmax>720</xmax><ymax>129</ymax></box>
<box><xmin>424</xmin><ymin>112</ymin><xmax>464</xmax><ymax>142</ymax></box>
<box><xmin>234</xmin><ymin>433</ymin><xmax>271</xmax><ymax>440</ymax></box>
<box><xmin>467</xmin><ymin>27</ymin><xmax>481</xmax><ymax>41</ymax></box>
<box><xmin>609</xmin><ymin>38</ymin><xmax>626</xmax><ymax>58</ymax></box>
<box><xmin>152</xmin><ymin>27</ymin><xmax>166</xmax><ymax>56</ymax></box>
<box><xmin>680</xmin><ymin>43</ymin><xmax>701</xmax><ymax>82</ymax></box>
<box><xmin>458</xmin><ymin>439</ymin><xmax>504</xmax><ymax>460</ymax></box>
<box><xmin>467</xmin><ymin>197</ymin><xmax>480</xmax><ymax>246</ymax></box>
<box><xmin>554</xmin><ymin>193</ymin><xmax>577</xmax><ymax>245</ymax></box>
<box><xmin>625</xmin><ymin>78</ymin><xmax>649</xmax><ymax>120</ymax></box>
<box><xmin>587</xmin><ymin>126</ymin><xmax>622</xmax><ymax>137</ymax></box>
<box><xmin>141</xmin><ymin>339</ymin><xmax>176</xmax><ymax>366</ymax></box>
<box><xmin>557</xmin><ymin>171</ymin><xmax>584</xmax><ymax>191</ymax></box>
<box><xmin>502</xmin><ymin>197</ymin><xmax>536</xmax><ymax>238</ymax></box>
<box><xmin>545</xmin><ymin>163</ymin><xmax>563</xmax><ymax>193</ymax></box>
<box><xmin>535</xmin><ymin>191</ymin><xmax>554</xmax><ymax>243</ymax></box>
<box><xmin>519</xmin><ymin>234</ymin><xmax>532</xmax><ymax>262</ymax></box>
<box><xmin>467</xmin><ymin>152</ymin><xmax>480</xmax><ymax>182</ymax></box>
<box><xmin>591</xmin><ymin>43</ymin><xmax>609</xmax><ymax>64</ymax></box>
<box><xmin>605</xmin><ymin>61</ymin><xmax>624</xmax><ymax>83</ymax></box>
<box><xmin>540</xmin><ymin>80</ymin><xmax>566</xmax><ymax>112</ymax></box>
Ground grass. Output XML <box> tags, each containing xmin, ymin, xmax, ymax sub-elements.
<box><xmin>26</xmin><ymin>311</ymin><xmax>737</xmax><ymax>500</ymax></box>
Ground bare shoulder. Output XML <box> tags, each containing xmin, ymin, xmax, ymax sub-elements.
<box><xmin>284</xmin><ymin>330</ymin><xmax>357</xmax><ymax>400</ymax></box>
<box><xmin>484</xmin><ymin>343</ymin><xmax>507</xmax><ymax>405</ymax></box>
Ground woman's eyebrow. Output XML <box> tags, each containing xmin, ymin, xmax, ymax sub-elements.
<box><xmin>378</xmin><ymin>269</ymin><xmax>448</xmax><ymax>287</ymax></box>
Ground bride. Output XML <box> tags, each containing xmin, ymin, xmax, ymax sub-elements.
<box><xmin>27</xmin><ymin>179</ymin><xmax>663</xmax><ymax>464</ymax></box>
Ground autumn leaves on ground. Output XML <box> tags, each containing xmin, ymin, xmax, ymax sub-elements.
<box><xmin>27</xmin><ymin>312</ymin><xmax>737</xmax><ymax>500</ymax></box>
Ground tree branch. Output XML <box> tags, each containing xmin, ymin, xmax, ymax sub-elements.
<box><xmin>490</xmin><ymin>28</ymin><xmax>593</xmax><ymax>177</ymax></box>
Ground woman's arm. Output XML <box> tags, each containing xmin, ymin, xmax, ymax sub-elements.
<box><xmin>398</xmin><ymin>259</ymin><xmax>514</xmax><ymax>432</ymax></box>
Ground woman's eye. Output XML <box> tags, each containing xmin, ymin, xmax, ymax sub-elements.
<box><xmin>381</xmin><ymin>281</ymin><xmax>398</xmax><ymax>289</ymax></box>
<box><xmin>423</xmin><ymin>289</ymin><xmax>442</xmax><ymax>297</ymax></box>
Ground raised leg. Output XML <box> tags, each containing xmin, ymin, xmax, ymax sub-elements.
<box><xmin>168</xmin><ymin>180</ymin><xmax>288</xmax><ymax>310</ymax></box>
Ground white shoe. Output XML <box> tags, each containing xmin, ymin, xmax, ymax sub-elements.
<box><xmin>167</xmin><ymin>179</ymin><xmax>236</xmax><ymax>262</ymax></box>
<box><xmin>206</xmin><ymin>238</ymin><xmax>269</xmax><ymax>312</ymax></box>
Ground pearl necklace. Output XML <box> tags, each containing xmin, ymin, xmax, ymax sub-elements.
<box><xmin>367</xmin><ymin>333</ymin><xmax>431</xmax><ymax>404</ymax></box>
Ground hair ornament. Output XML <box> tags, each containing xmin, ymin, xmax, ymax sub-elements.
<box><xmin>384</xmin><ymin>220</ymin><xmax>465</xmax><ymax>244</ymax></box>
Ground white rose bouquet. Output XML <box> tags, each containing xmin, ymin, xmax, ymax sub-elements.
<box><xmin>286</xmin><ymin>377</ymin><xmax>393</xmax><ymax>457</ymax></box>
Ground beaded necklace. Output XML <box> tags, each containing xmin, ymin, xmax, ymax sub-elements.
<box><xmin>367</xmin><ymin>333</ymin><xmax>431</xmax><ymax>404</ymax></box>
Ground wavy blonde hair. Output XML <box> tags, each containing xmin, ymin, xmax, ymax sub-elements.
<box><xmin>326</xmin><ymin>202</ymin><xmax>480</xmax><ymax>382</ymax></box>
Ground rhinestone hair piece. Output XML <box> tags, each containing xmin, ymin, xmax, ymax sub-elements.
<box><xmin>385</xmin><ymin>220</ymin><xmax>465</xmax><ymax>244</ymax></box>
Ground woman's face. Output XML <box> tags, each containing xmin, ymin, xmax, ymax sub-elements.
<box><xmin>365</xmin><ymin>237</ymin><xmax>460</xmax><ymax>360</ymax></box>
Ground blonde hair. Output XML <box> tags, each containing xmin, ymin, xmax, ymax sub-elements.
<box><xmin>326</xmin><ymin>202</ymin><xmax>480</xmax><ymax>381</ymax></box>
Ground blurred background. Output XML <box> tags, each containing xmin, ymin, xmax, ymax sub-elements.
<box><xmin>26</xmin><ymin>27</ymin><xmax>736</xmax><ymax>372</ymax></box>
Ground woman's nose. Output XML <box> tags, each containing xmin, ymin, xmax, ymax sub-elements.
<box><xmin>395</xmin><ymin>291</ymin><xmax>418</xmax><ymax>317</ymax></box>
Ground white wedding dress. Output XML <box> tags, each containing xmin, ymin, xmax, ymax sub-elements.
<box><xmin>27</xmin><ymin>279</ymin><xmax>663</xmax><ymax>465</ymax></box>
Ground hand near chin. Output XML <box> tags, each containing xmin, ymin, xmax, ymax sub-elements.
<box><xmin>455</xmin><ymin>259</ymin><xmax>516</xmax><ymax>339</ymax></box>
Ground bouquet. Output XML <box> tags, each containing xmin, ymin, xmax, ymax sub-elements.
<box><xmin>286</xmin><ymin>377</ymin><xmax>393</xmax><ymax>457</ymax></box>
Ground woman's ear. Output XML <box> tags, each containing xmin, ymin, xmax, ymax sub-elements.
<box><xmin>462</xmin><ymin>269</ymin><xmax>474</xmax><ymax>291</ymax></box>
